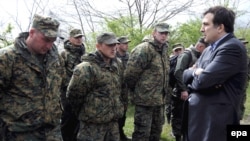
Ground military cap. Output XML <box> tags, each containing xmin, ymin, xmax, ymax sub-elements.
<box><xmin>238</xmin><ymin>37</ymin><xmax>249</xmax><ymax>44</ymax></box>
<box><xmin>70</xmin><ymin>29</ymin><xmax>83</xmax><ymax>38</ymax></box>
<box><xmin>117</xmin><ymin>36</ymin><xmax>131</xmax><ymax>44</ymax></box>
<box><xmin>154</xmin><ymin>22</ymin><xmax>169</xmax><ymax>32</ymax></box>
<box><xmin>97</xmin><ymin>32</ymin><xmax>119</xmax><ymax>45</ymax></box>
<box><xmin>198</xmin><ymin>37</ymin><xmax>209</xmax><ymax>47</ymax></box>
<box><xmin>172</xmin><ymin>43</ymin><xmax>184</xmax><ymax>51</ymax></box>
<box><xmin>142</xmin><ymin>35</ymin><xmax>152</xmax><ymax>42</ymax></box>
<box><xmin>32</xmin><ymin>14</ymin><xmax>60</xmax><ymax>38</ymax></box>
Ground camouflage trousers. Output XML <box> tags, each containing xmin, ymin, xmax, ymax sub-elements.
<box><xmin>171</xmin><ymin>95</ymin><xmax>184</xmax><ymax>137</ymax></box>
<box><xmin>132</xmin><ymin>105</ymin><xmax>165</xmax><ymax>141</ymax></box>
<box><xmin>77</xmin><ymin>120</ymin><xmax>119</xmax><ymax>141</ymax></box>
<box><xmin>0</xmin><ymin>120</ymin><xmax>62</xmax><ymax>141</ymax></box>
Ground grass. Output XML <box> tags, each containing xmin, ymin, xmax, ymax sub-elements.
<box><xmin>123</xmin><ymin>83</ymin><xmax>250</xmax><ymax>141</ymax></box>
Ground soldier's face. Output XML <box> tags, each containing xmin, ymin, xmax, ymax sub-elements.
<box><xmin>153</xmin><ymin>30</ymin><xmax>168</xmax><ymax>44</ymax></box>
<box><xmin>96</xmin><ymin>43</ymin><xmax>117</xmax><ymax>60</ymax></box>
<box><xmin>29</xmin><ymin>29</ymin><xmax>56</xmax><ymax>54</ymax></box>
<box><xmin>69</xmin><ymin>36</ymin><xmax>84</xmax><ymax>46</ymax></box>
<box><xmin>117</xmin><ymin>43</ymin><xmax>129</xmax><ymax>52</ymax></box>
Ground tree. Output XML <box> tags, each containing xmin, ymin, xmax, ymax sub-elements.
<box><xmin>0</xmin><ymin>23</ymin><xmax>14</xmax><ymax>48</ymax></box>
<box><xmin>170</xmin><ymin>18</ymin><xmax>202</xmax><ymax>48</ymax></box>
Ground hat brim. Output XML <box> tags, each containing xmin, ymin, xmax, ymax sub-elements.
<box><xmin>173</xmin><ymin>47</ymin><xmax>183</xmax><ymax>51</ymax></box>
<box><xmin>119</xmin><ymin>40</ymin><xmax>131</xmax><ymax>44</ymax></box>
<box><xmin>156</xmin><ymin>27</ymin><xmax>169</xmax><ymax>32</ymax></box>
<box><xmin>73</xmin><ymin>34</ymin><xmax>84</xmax><ymax>38</ymax></box>
<box><xmin>41</xmin><ymin>30</ymin><xmax>58</xmax><ymax>38</ymax></box>
<box><xmin>104</xmin><ymin>39</ymin><xmax>119</xmax><ymax>45</ymax></box>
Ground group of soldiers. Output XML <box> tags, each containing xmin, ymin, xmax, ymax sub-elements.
<box><xmin>0</xmin><ymin>5</ymin><xmax>249</xmax><ymax>141</ymax></box>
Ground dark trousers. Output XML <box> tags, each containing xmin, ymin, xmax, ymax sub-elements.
<box><xmin>171</xmin><ymin>96</ymin><xmax>184</xmax><ymax>137</ymax></box>
<box><xmin>61</xmin><ymin>110</ymin><xmax>80</xmax><ymax>141</ymax></box>
<box><xmin>118</xmin><ymin>109</ymin><xmax>127</xmax><ymax>137</ymax></box>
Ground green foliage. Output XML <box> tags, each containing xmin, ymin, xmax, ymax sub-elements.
<box><xmin>234</xmin><ymin>27</ymin><xmax>250</xmax><ymax>55</ymax></box>
<box><xmin>0</xmin><ymin>23</ymin><xmax>14</xmax><ymax>48</ymax></box>
<box><xmin>103</xmin><ymin>16</ymin><xmax>152</xmax><ymax>52</ymax></box>
<box><xmin>169</xmin><ymin>18</ymin><xmax>203</xmax><ymax>48</ymax></box>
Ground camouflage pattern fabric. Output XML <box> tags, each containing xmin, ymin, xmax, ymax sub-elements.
<box><xmin>116</xmin><ymin>51</ymin><xmax>130</xmax><ymax>139</ymax></box>
<box><xmin>124</xmin><ymin>39</ymin><xmax>169</xmax><ymax>141</ymax></box>
<box><xmin>0</xmin><ymin>32</ymin><xmax>65</xmax><ymax>140</ymax></box>
<box><xmin>77</xmin><ymin>121</ymin><xmax>119</xmax><ymax>141</ymax></box>
<box><xmin>32</xmin><ymin>14</ymin><xmax>60</xmax><ymax>38</ymax></box>
<box><xmin>66</xmin><ymin>51</ymin><xmax>124</xmax><ymax>124</ymax></box>
<box><xmin>124</xmin><ymin>41</ymin><xmax>170</xmax><ymax>106</ymax></box>
<box><xmin>70</xmin><ymin>29</ymin><xmax>84</xmax><ymax>38</ymax></box>
<box><xmin>60</xmin><ymin>40</ymin><xmax>85</xmax><ymax>141</ymax></box>
<box><xmin>0</xmin><ymin>123</ymin><xmax>62</xmax><ymax>141</ymax></box>
<box><xmin>132</xmin><ymin>105</ymin><xmax>165</xmax><ymax>141</ymax></box>
<box><xmin>60</xmin><ymin>40</ymin><xmax>85</xmax><ymax>110</ymax></box>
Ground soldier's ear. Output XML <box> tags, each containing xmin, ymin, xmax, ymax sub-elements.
<box><xmin>96</xmin><ymin>43</ymin><xmax>101</xmax><ymax>50</ymax></box>
<box><xmin>29</xmin><ymin>28</ymin><xmax>36</xmax><ymax>37</ymax></box>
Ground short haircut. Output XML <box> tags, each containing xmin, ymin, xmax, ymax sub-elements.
<box><xmin>203</xmin><ymin>6</ymin><xmax>235</xmax><ymax>33</ymax></box>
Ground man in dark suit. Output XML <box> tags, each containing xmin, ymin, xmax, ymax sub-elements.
<box><xmin>183</xmin><ymin>6</ymin><xmax>248</xmax><ymax>141</ymax></box>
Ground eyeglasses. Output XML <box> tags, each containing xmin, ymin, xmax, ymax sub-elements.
<box><xmin>159</xmin><ymin>32</ymin><xmax>169</xmax><ymax>35</ymax></box>
<box><xmin>106</xmin><ymin>43</ymin><xmax>117</xmax><ymax>47</ymax></box>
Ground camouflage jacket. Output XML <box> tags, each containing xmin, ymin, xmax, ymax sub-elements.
<box><xmin>124</xmin><ymin>40</ymin><xmax>169</xmax><ymax>106</ymax></box>
<box><xmin>0</xmin><ymin>32</ymin><xmax>65</xmax><ymax>132</ymax></box>
<box><xmin>60</xmin><ymin>40</ymin><xmax>85</xmax><ymax>110</ymax></box>
<box><xmin>66</xmin><ymin>51</ymin><xmax>124</xmax><ymax>123</ymax></box>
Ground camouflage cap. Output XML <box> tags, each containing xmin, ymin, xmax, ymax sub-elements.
<box><xmin>117</xmin><ymin>36</ymin><xmax>131</xmax><ymax>44</ymax></box>
<box><xmin>238</xmin><ymin>37</ymin><xmax>249</xmax><ymax>44</ymax></box>
<box><xmin>172</xmin><ymin>43</ymin><xmax>184</xmax><ymax>51</ymax></box>
<box><xmin>154</xmin><ymin>22</ymin><xmax>169</xmax><ymax>32</ymax></box>
<box><xmin>70</xmin><ymin>29</ymin><xmax>83</xmax><ymax>38</ymax></box>
<box><xmin>97</xmin><ymin>32</ymin><xmax>119</xmax><ymax>45</ymax></box>
<box><xmin>32</xmin><ymin>14</ymin><xmax>60</xmax><ymax>38</ymax></box>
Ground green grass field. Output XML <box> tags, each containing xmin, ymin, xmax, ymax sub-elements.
<box><xmin>123</xmin><ymin>84</ymin><xmax>250</xmax><ymax>141</ymax></box>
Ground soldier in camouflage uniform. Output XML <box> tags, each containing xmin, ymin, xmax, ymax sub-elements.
<box><xmin>238</xmin><ymin>37</ymin><xmax>249</xmax><ymax>120</ymax></box>
<box><xmin>116</xmin><ymin>36</ymin><xmax>131</xmax><ymax>141</ymax></box>
<box><xmin>66</xmin><ymin>32</ymin><xmax>125</xmax><ymax>141</ymax></box>
<box><xmin>0</xmin><ymin>14</ymin><xmax>65</xmax><ymax>141</ymax></box>
<box><xmin>60</xmin><ymin>28</ymin><xmax>85</xmax><ymax>141</ymax></box>
<box><xmin>124</xmin><ymin>23</ymin><xmax>170</xmax><ymax>141</ymax></box>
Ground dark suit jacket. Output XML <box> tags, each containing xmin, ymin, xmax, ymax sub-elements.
<box><xmin>183</xmin><ymin>33</ymin><xmax>248</xmax><ymax>141</ymax></box>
